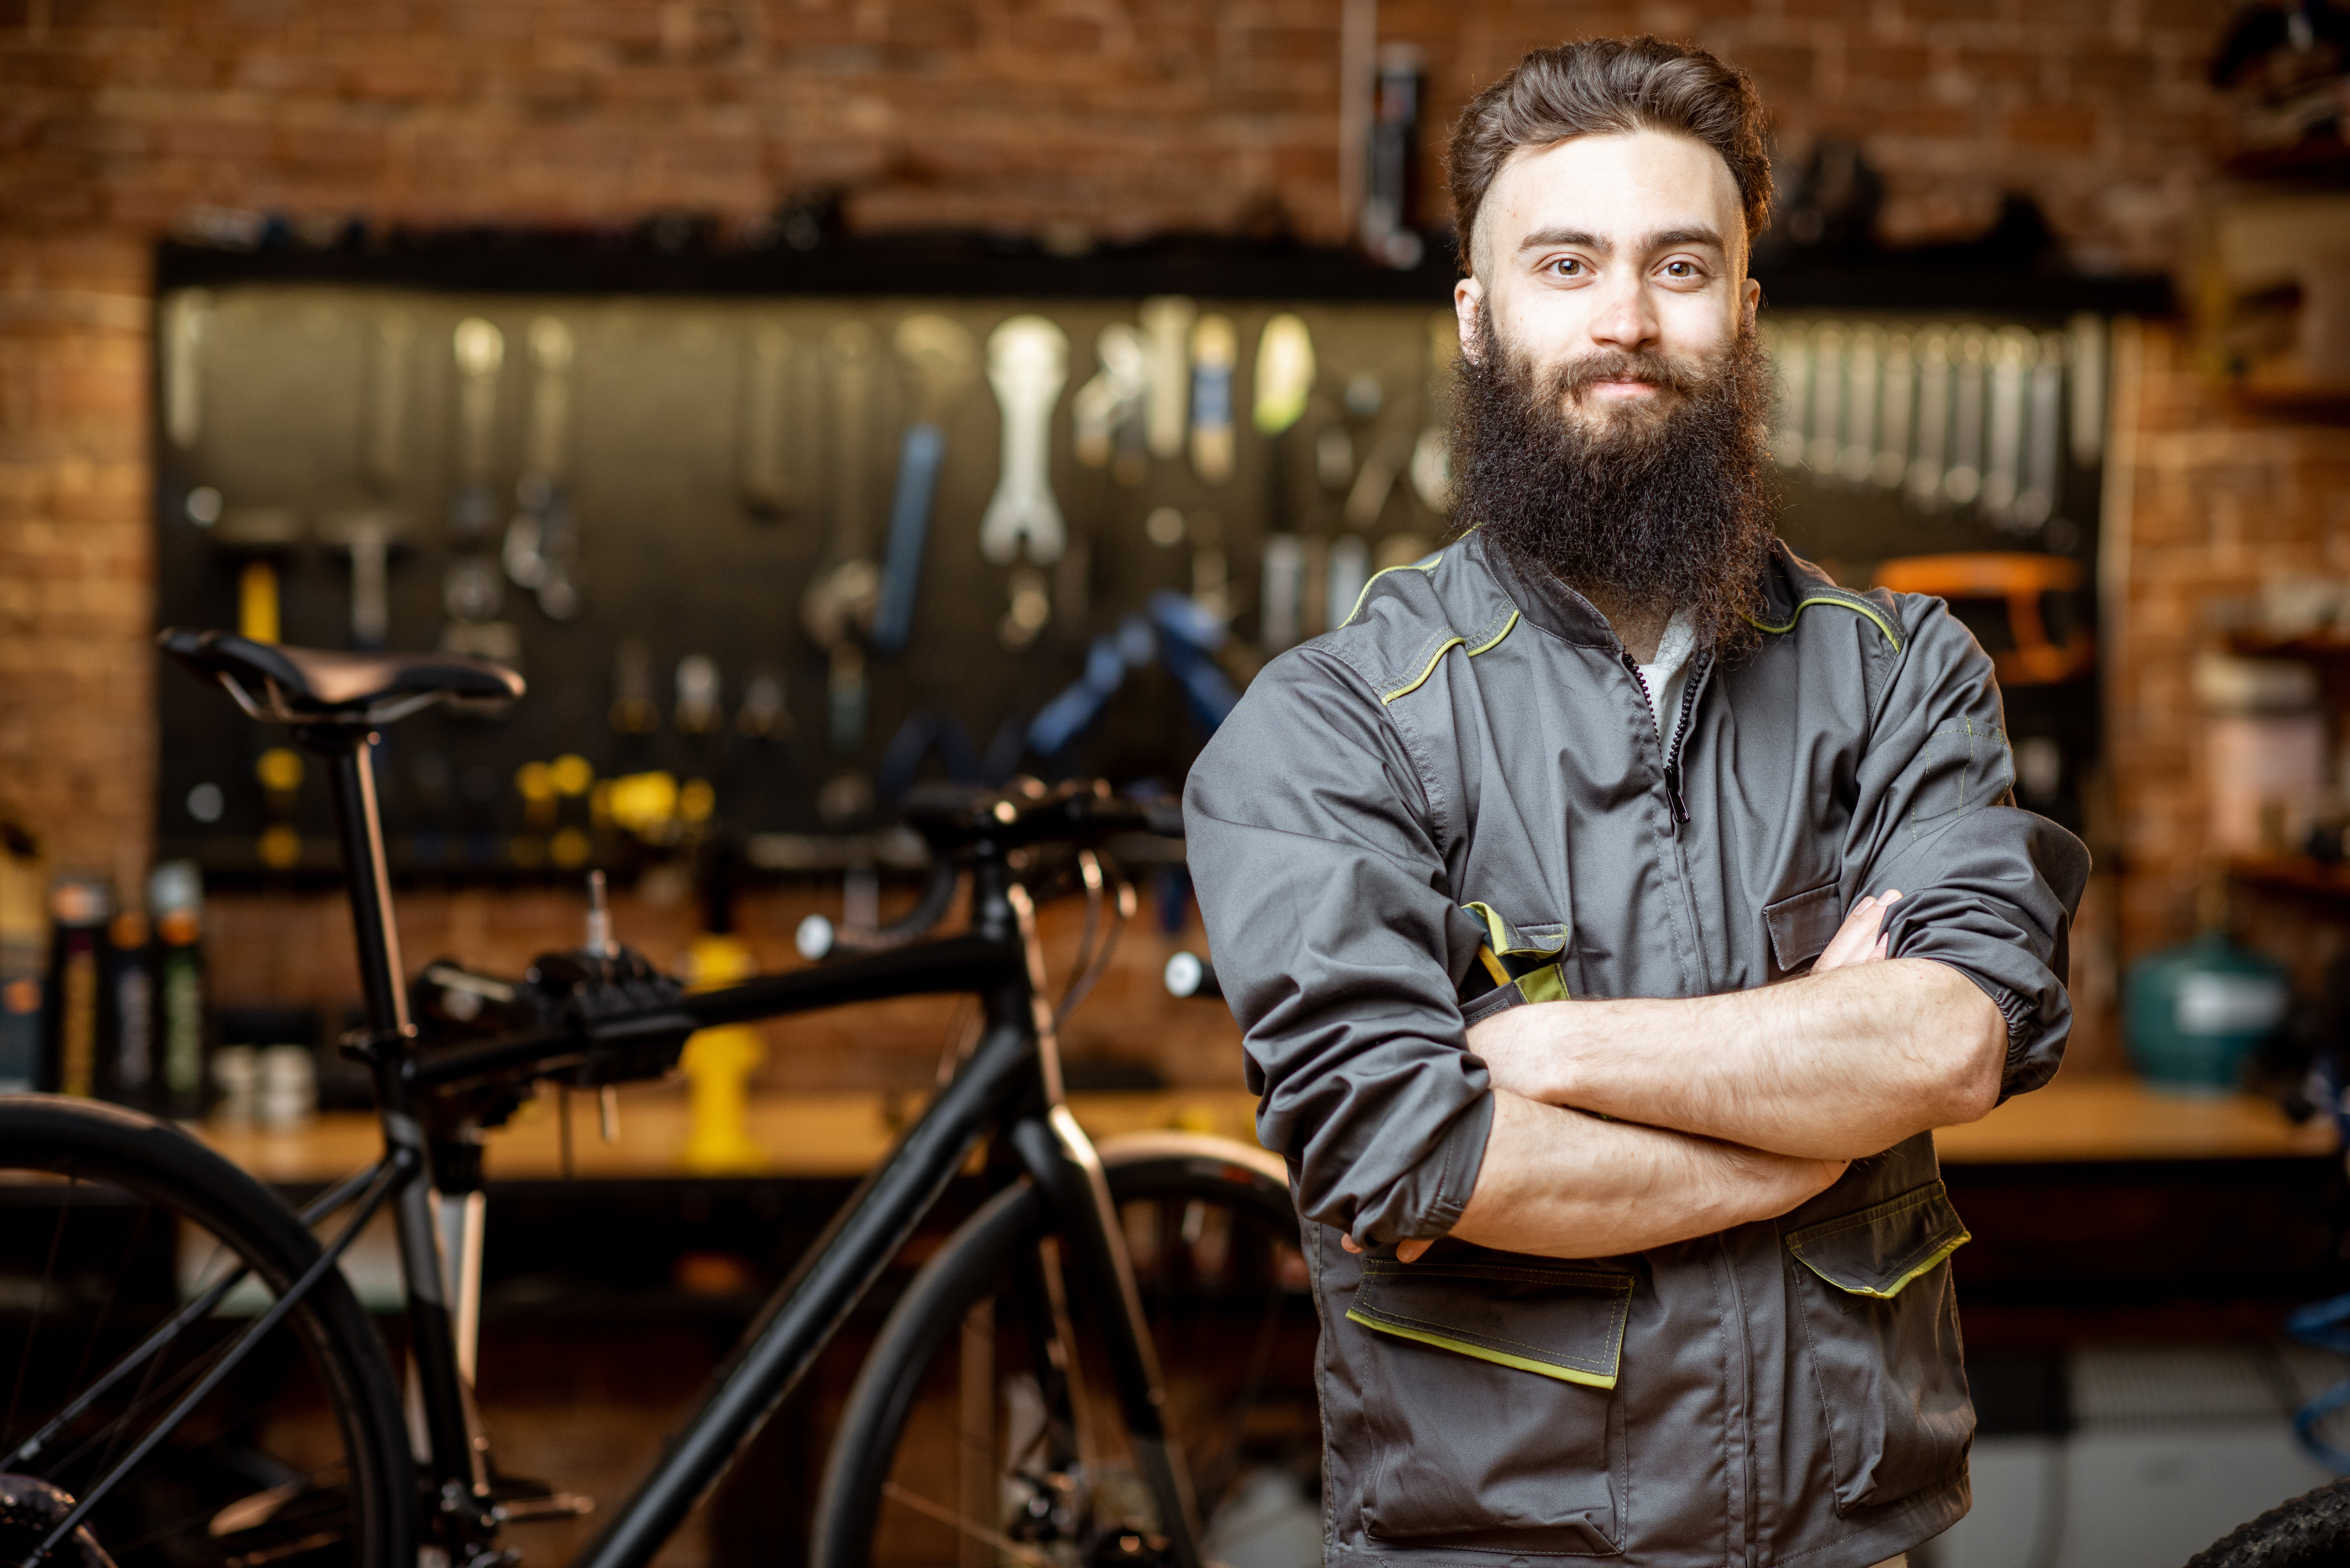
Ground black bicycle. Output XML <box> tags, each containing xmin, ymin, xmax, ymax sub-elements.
<box><xmin>0</xmin><ymin>628</ymin><xmax>1313</xmax><ymax>1568</ymax></box>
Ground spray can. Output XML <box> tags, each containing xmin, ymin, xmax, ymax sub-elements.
<box><xmin>0</xmin><ymin>825</ymin><xmax>44</xmax><ymax>1091</ymax></box>
<box><xmin>43</xmin><ymin>876</ymin><xmax>112</xmax><ymax>1097</ymax></box>
<box><xmin>150</xmin><ymin>861</ymin><xmax>208</xmax><ymax>1119</ymax></box>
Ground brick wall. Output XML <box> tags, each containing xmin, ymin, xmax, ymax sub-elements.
<box><xmin>2105</xmin><ymin>322</ymin><xmax>2350</xmax><ymax>965</ymax></box>
<box><xmin>0</xmin><ymin>0</ymin><xmax>2251</xmax><ymax>1073</ymax></box>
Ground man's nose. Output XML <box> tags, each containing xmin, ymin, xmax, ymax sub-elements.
<box><xmin>1587</xmin><ymin>276</ymin><xmax>1659</xmax><ymax>355</ymax></box>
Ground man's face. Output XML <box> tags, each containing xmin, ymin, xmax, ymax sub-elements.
<box><xmin>1455</xmin><ymin>129</ymin><xmax>1759</xmax><ymax>432</ymax></box>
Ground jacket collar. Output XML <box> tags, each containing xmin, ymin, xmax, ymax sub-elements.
<box><xmin>1465</xmin><ymin>531</ymin><xmax>1623</xmax><ymax>651</ymax></box>
<box><xmin>1468</xmin><ymin>530</ymin><xmax>1814</xmax><ymax>655</ymax></box>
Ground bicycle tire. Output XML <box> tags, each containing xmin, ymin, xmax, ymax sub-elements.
<box><xmin>2186</xmin><ymin>1476</ymin><xmax>2350</xmax><ymax>1568</ymax></box>
<box><xmin>812</xmin><ymin>1131</ymin><xmax>1318</xmax><ymax>1568</ymax></box>
<box><xmin>0</xmin><ymin>1094</ymin><xmax>415</xmax><ymax>1568</ymax></box>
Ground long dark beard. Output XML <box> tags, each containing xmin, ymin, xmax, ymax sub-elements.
<box><xmin>1448</xmin><ymin>314</ymin><xmax>1777</xmax><ymax>656</ymax></box>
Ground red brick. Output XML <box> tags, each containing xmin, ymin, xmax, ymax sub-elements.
<box><xmin>2006</xmin><ymin>103</ymin><xmax>2100</xmax><ymax>144</ymax></box>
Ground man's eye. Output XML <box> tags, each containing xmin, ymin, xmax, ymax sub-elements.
<box><xmin>1664</xmin><ymin>261</ymin><xmax>1698</xmax><ymax>279</ymax></box>
<box><xmin>1548</xmin><ymin>258</ymin><xmax>1585</xmax><ymax>277</ymax></box>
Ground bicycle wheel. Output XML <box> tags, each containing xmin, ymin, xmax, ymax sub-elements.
<box><xmin>2187</xmin><ymin>1477</ymin><xmax>2350</xmax><ymax>1568</ymax></box>
<box><xmin>0</xmin><ymin>1095</ymin><xmax>414</xmax><ymax>1568</ymax></box>
<box><xmin>813</xmin><ymin>1131</ymin><xmax>1321</xmax><ymax>1568</ymax></box>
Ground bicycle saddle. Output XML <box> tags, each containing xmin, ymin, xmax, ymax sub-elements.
<box><xmin>159</xmin><ymin>628</ymin><xmax>524</xmax><ymax>724</ymax></box>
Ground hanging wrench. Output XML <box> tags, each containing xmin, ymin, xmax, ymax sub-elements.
<box><xmin>979</xmin><ymin>315</ymin><xmax>1068</xmax><ymax>566</ymax></box>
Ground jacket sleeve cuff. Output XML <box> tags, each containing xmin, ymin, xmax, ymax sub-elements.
<box><xmin>1417</xmin><ymin>1089</ymin><xmax>1496</xmax><ymax>1237</ymax></box>
<box><xmin>1950</xmin><ymin>967</ymin><xmax>2066</xmax><ymax>1102</ymax></box>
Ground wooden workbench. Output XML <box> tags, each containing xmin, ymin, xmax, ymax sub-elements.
<box><xmin>194</xmin><ymin>1073</ymin><xmax>2338</xmax><ymax>1186</ymax></box>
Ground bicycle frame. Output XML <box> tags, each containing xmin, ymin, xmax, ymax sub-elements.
<box><xmin>295</xmin><ymin>721</ymin><xmax>1202</xmax><ymax>1568</ymax></box>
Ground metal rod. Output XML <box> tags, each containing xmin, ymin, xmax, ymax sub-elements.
<box><xmin>569</xmin><ymin>996</ymin><xmax>1038</xmax><ymax>1568</ymax></box>
<box><xmin>28</xmin><ymin>1157</ymin><xmax>404</xmax><ymax>1564</ymax></box>
<box><xmin>405</xmin><ymin>934</ymin><xmax>1025</xmax><ymax>1092</ymax></box>
<box><xmin>5</xmin><ymin>1157</ymin><xmax>392</xmax><ymax>1468</ymax></box>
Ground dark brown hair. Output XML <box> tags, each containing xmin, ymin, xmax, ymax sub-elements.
<box><xmin>1446</xmin><ymin>36</ymin><xmax>1774</xmax><ymax>274</ymax></box>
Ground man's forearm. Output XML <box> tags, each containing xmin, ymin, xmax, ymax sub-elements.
<box><xmin>1432</xmin><ymin>1089</ymin><xmax>1848</xmax><ymax>1260</ymax></box>
<box><xmin>1470</xmin><ymin>958</ymin><xmax>2005</xmax><ymax>1161</ymax></box>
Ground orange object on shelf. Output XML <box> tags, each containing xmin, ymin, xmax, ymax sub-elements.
<box><xmin>1873</xmin><ymin>552</ymin><xmax>2096</xmax><ymax>687</ymax></box>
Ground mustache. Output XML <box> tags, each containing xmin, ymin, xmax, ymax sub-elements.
<box><xmin>1533</xmin><ymin>349</ymin><xmax>1716</xmax><ymax>403</ymax></box>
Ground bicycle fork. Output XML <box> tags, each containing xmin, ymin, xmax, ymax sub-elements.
<box><xmin>1010</xmin><ymin>1108</ymin><xmax>1207</xmax><ymax>1568</ymax></box>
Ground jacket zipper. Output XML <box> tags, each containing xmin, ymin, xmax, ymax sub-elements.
<box><xmin>1661</xmin><ymin>652</ymin><xmax>1711</xmax><ymax>829</ymax></box>
<box><xmin>1621</xmin><ymin>651</ymin><xmax>1708</xmax><ymax>833</ymax></box>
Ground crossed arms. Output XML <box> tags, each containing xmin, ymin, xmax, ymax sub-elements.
<box><xmin>1346</xmin><ymin>891</ymin><xmax>2009</xmax><ymax>1264</ymax></box>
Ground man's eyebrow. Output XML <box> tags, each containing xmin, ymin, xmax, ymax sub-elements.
<box><xmin>1515</xmin><ymin>227</ymin><xmax>1605</xmax><ymax>253</ymax></box>
<box><xmin>1513</xmin><ymin>225</ymin><xmax>1728</xmax><ymax>255</ymax></box>
<box><xmin>1647</xmin><ymin>226</ymin><xmax>1726</xmax><ymax>252</ymax></box>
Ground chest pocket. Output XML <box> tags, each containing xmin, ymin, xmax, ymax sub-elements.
<box><xmin>1763</xmin><ymin>882</ymin><xmax>1844</xmax><ymax>977</ymax></box>
<box><xmin>1456</xmin><ymin>902</ymin><xmax>1569</xmax><ymax>1024</ymax></box>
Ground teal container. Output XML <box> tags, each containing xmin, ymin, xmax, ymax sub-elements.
<box><xmin>2123</xmin><ymin>931</ymin><xmax>2292</xmax><ymax>1094</ymax></box>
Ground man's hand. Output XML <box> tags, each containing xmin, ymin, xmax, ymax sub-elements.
<box><xmin>1814</xmin><ymin>888</ymin><xmax>1899</xmax><ymax>971</ymax></box>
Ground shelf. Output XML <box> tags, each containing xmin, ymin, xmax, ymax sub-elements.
<box><xmin>187</xmin><ymin>1076</ymin><xmax>2333</xmax><ymax>1188</ymax></box>
<box><xmin>2228</xmin><ymin>854</ymin><xmax>2350</xmax><ymax>902</ymax></box>
<box><xmin>2229</xmin><ymin>363</ymin><xmax>2350</xmax><ymax>411</ymax></box>
<box><xmin>2222</xmin><ymin>629</ymin><xmax>2350</xmax><ymax>659</ymax></box>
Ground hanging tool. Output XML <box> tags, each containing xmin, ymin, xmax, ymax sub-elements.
<box><xmin>675</xmin><ymin>654</ymin><xmax>722</xmax><ymax>735</ymax></box>
<box><xmin>979</xmin><ymin>315</ymin><xmax>1070</xmax><ymax>568</ymax></box>
<box><xmin>876</xmin><ymin>709</ymin><xmax>982</xmax><ymax>803</ymax></box>
<box><xmin>1074</xmin><ymin>323</ymin><xmax>1151</xmax><ymax>468</ymax></box>
<box><xmin>503</xmin><ymin>315</ymin><xmax>581</xmax><ymax>619</ymax></box>
<box><xmin>1409</xmin><ymin>310</ymin><xmax>1457</xmax><ymax>514</ymax></box>
<box><xmin>999</xmin><ymin>567</ymin><xmax>1051</xmax><ymax>652</ymax></box>
<box><xmin>1253</xmin><ymin>314</ymin><xmax>1315</xmax><ymax>437</ymax></box>
<box><xmin>209</xmin><ymin>506</ymin><xmax>303</xmax><ymax>645</ymax></box>
<box><xmin>875</xmin><ymin>314</ymin><xmax>979</xmax><ymax>656</ymax></box>
<box><xmin>1770</xmin><ymin>320</ymin><xmax>1810</xmax><ymax>468</ymax></box>
<box><xmin>1806</xmin><ymin>323</ymin><xmax>1845</xmax><ymax>476</ymax></box>
<box><xmin>1907</xmin><ymin>328</ymin><xmax>1952</xmax><ymax>511</ymax></box>
<box><xmin>1840</xmin><ymin>326</ymin><xmax>1879</xmax><ymax>484</ymax></box>
<box><xmin>1875</xmin><ymin>332</ymin><xmax>1914</xmax><ymax>489</ymax></box>
<box><xmin>1260</xmin><ymin>535</ymin><xmax>1305</xmax><ymax>653</ymax></box>
<box><xmin>1982</xmin><ymin>326</ymin><xmax>2033</xmax><ymax>524</ymax></box>
<box><xmin>803</xmin><ymin>320</ymin><xmax>884</xmax><ymax>753</ymax></box>
<box><xmin>1189</xmin><ymin>315</ymin><xmax>1239</xmax><ymax>483</ymax></box>
<box><xmin>2015</xmin><ymin>330</ymin><xmax>2069</xmax><ymax>531</ymax></box>
<box><xmin>163</xmin><ymin>290</ymin><xmax>212</xmax><ymax>452</ymax></box>
<box><xmin>736</xmin><ymin>668</ymin><xmax>791</xmax><ymax>740</ymax></box>
<box><xmin>318</xmin><ymin>509</ymin><xmax>412</xmax><ymax>650</ymax></box>
<box><xmin>1943</xmin><ymin>326</ymin><xmax>1988</xmax><ymax>508</ymax></box>
<box><xmin>1327</xmin><ymin>536</ymin><xmax>1370</xmax><ymax>628</ymax></box>
<box><xmin>740</xmin><ymin>324</ymin><xmax>796</xmax><ymax>518</ymax></box>
<box><xmin>363</xmin><ymin>312</ymin><xmax>412</xmax><ymax>491</ymax></box>
<box><xmin>1026</xmin><ymin>592</ymin><xmax>1241</xmax><ymax>758</ymax></box>
<box><xmin>610</xmin><ymin>639</ymin><xmax>658</xmax><ymax>734</ymax></box>
<box><xmin>1139</xmin><ymin>296</ymin><xmax>1195</xmax><ymax>460</ymax></box>
<box><xmin>446</xmin><ymin>317</ymin><xmax>508</xmax><ymax>632</ymax></box>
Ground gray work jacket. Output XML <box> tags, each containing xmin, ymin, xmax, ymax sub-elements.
<box><xmin>1184</xmin><ymin>532</ymin><xmax>2089</xmax><ymax>1568</ymax></box>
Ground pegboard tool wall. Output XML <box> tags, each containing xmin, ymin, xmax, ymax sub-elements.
<box><xmin>156</xmin><ymin>279</ymin><xmax>2113</xmax><ymax>878</ymax></box>
<box><xmin>154</xmin><ymin>286</ymin><xmax>1460</xmax><ymax>876</ymax></box>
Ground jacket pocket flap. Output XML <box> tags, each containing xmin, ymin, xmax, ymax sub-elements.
<box><xmin>1763</xmin><ymin>883</ymin><xmax>1844</xmax><ymax>972</ymax></box>
<box><xmin>1785</xmin><ymin>1180</ymin><xmax>1971</xmax><ymax>1300</ymax></box>
<box><xmin>1461</xmin><ymin>902</ymin><xmax>1568</xmax><ymax>958</ymax></box>
<box><xmin>1347</xmin><ymin>1261</ymin><xmax>1634</xmax><ymax>1388</ymax></box>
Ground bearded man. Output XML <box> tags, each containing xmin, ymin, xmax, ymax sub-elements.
<box><xmin>1184</xmin><ymin>36</ymin><xmax>2088</xmax><ymax>1568</ymax></box>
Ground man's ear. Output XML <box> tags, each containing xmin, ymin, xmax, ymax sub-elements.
<box><xmin>1455</xmin><ymin>277</ymin><xmax>1485</xmax><ymax>361</ymax></box>
<box><xmin>1740</xmin><ymin>274</ymin><xmax>1761</xmax><ymax>333</ymax></box>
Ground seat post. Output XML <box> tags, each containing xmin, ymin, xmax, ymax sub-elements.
<box><xmin>310</xmin><ymin>725</ymin><xmax>409</xmax><ymax>1041</ymax></box>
